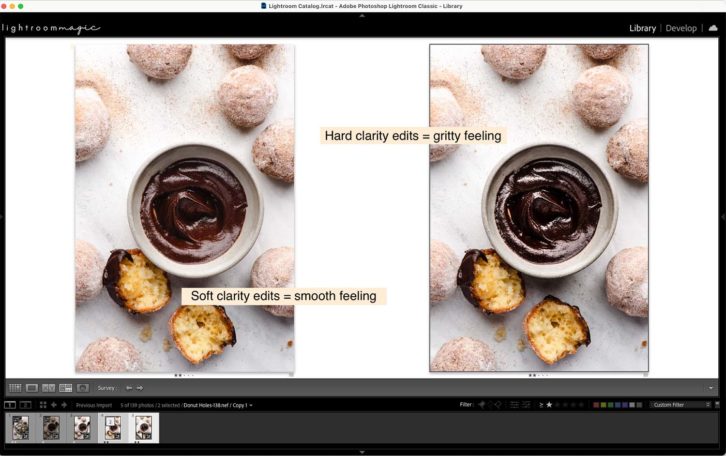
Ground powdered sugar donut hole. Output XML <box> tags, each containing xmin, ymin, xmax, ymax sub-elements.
<box><xmin>480</xmin><ymin>44</ymin><xmax>547</xmax><ymax>80</ymax></box>
<box><xmin>76</xmin><ymin>337</ymin><xmax>143</xmax><ymax>372</ymax></box>
<box><xmin>251</xmin><ymin>247</ymin><xmax>294</xmax><ymax>319</ymax></box>
<box><xmin>127</xmin><ymin>44</ymin><xmax>192</xmax><ymax>80</ymax></box>
<box><xmin>262</xmin><ymin>305</ymin><xmax>294</xmax><ymax>319</ymax></box>
<box><xmin>580</xmin><ymin>44</ymin><xmax>629</xmax><ymax>61</ymax></box>
<box><xmin>218</xmin><ymin>65</ymin><xmax>278</xmax><ymax>128</ymax></box>
<box><xmin>430</xmin><ymin>86</ymin><xmax>464</xmax><ymax>162</ymax></box>
<box><xmin>431</xmin><ymin>337</ymin><xmax>498</xmax><ymax>371</ymax></box>
<box><xmin>252</xmin><ymin>119</ymin><xmax>295</xmax><ymax>183</ymax></box>
<box><xmin>572</xmin><ymin>65</ymin><xmax>632</xmax><ymax>128</ymax></box>
<box><xmin>430</xmin><ymin>240</ymin><xmax>458</xmax><ymax>303</ymax></box>
<box><xmin>225</xmin><ymin>44</ymin><xmax>274</xmax><ymax>61</ymax></box>
<box><xmin>75</xmin><ymin>86</ymin><xmax>111</xmax><ymax>162</ymax></box>
<box><xmin>605</xmin><ymin>247</ymin><xmax>648</xmax><ymax>318</ymax></box>
<box><xmin>607</xmin><ymin>118</ymin><xmax>648</xmax><ymax>183</ymax></box>
<box><xmin>75</xmin><ymin>239</ymin><xmax>105</xmax><ymax>303</ymax></box>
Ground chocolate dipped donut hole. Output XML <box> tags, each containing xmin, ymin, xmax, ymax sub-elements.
<box><xmin>103</xmin><ymin>249</ymin><xmax>171</xmax><ymax>314</ymax></box>
<box><xmin>457</xmin><ymin>249</ymin><xmax>525</xmax><ymax>314</ymax></box>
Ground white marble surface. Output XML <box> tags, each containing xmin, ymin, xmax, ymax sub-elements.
<box><xmin>430</xmin><ymin>44</ymin><xmax>648</xmax><ymax>372</ymax></box>
<box><xmin>75</xmin><ymin>44</ymin><xmax>295</xmax><ymax>373</ymax></box>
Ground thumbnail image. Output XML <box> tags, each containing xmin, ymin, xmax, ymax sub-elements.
<box><xmin>430</xmin><ymin>44</ymin><xmax>648</xmax><ymax>372</ymax></box>
<box><xmin>11</xmin><ymin>416</ymin><xmax>29</xmax><ymax>440</ymax></box>
<box><xmin>43</xmin><ymin>416</ymin><xmax>60</xmax><ymax>440</ymax></box>
<box><xmin>74</xmin><ymin>416</ymin><xmax>92</xmax><ymax>440</ymax></box>
<box><xmin>74</xmin><ymin>44</ymin><xmax>295</xmax><ymax>373</ymax></box>
<box><xmin>105</xmin><ymin>416</ymin><xmax>122</xmax><ymax>441</ymax></box>
<box><xmin>135</xmin><ymin>416</ymin><xmax>153</xmax><ymax>440</ymax></box>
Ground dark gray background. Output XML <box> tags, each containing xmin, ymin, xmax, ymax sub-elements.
<box><xmin>161</xmin><ymin>411</ymin><xmax>719</xmax><ymax>445</ymax></box>
<box><xmin>5</xmin><ymin>378</ymin><xmax>720</xmax><ymax>397</ymax></box>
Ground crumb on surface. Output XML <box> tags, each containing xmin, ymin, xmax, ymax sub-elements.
<box><xmin>494</xmin><ymin>324</ymin><xmax>507</xmax><ymax>342</ymax></box>
<box><xmin>162</xmin><ymin>337</ymin><xmax>172</xmax><ymax>352</ymax></box>
<box><xmin>287</xmin><ymin>340</ymin><xmax>294</xmax><ymax>348</ymax></box>
<box><xmin>641</xmin><ymin>340</ymin><xmax>647</xmax><ymax>348</ymax></box>
<box><xmin>517</xmin><ymin>338</ymin><xmax>526</xmax><ymax>352</ymax></box>
<box><xmin>139</xmin><ymin>323</ymin><xmax>153</xmax><ymax>343</ymax></box>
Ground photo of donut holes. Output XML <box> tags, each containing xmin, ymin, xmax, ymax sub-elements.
<box><xmin>75</xmin><ymin>44</ymin><xmax>294</xmax><ymax>374</ymax></box>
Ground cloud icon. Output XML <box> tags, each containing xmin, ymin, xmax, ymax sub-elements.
<box><xmin>709</xmin><ymin>25</ymin><xmax>718</xmax><ymax>32</ymax></box>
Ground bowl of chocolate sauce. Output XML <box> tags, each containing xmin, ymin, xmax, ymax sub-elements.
<box><xmin>482</xmin><ymin>144</ymin><xmax>617</xmax><ymax>278</ymax></box>
<box><xmin>128</xmin><ymin>144</ymin><xmax>264</xmax><ymax>278</ymax></box>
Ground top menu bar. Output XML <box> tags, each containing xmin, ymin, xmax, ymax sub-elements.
<box><xmin>1</xmin><ymin>0</ymin><xmax>724</xmax><ymax>13</ymax></box>
<box><xmin>0</xmin><ymin>12</ymin><xmax>724</xmax><ymax>37</ymax></box>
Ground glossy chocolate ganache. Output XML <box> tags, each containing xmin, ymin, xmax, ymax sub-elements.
<box><xmin>141</xmin><ymin>158</ymin><xmax>247</xmax><ymax>264</ymax></box>
<box><xmin>495</xmin><ymin>158</ymin><xmax>601</xmax><ymax>264</ymax></box>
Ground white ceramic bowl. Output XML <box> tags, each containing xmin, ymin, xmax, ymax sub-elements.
<box><xmin>482</xmin><ymin>143</ymin><xmax>618</xmax><ymax>279</ymax></box>
<box><xmin>127</xmin><ymin>144</ymin><xmax>263</xmax><ymax>278</ymax></box>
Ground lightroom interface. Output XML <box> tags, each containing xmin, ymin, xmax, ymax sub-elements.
<box><xmin>1</xmin><ymin>1</ymin><xmax>724</xmax><ymax>454</ymax></box>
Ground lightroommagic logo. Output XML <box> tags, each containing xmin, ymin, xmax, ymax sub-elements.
<box><xmin>0</xmin><ymin>22</ymin><xmax>100</xmax><ymax>35</ymax></box>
